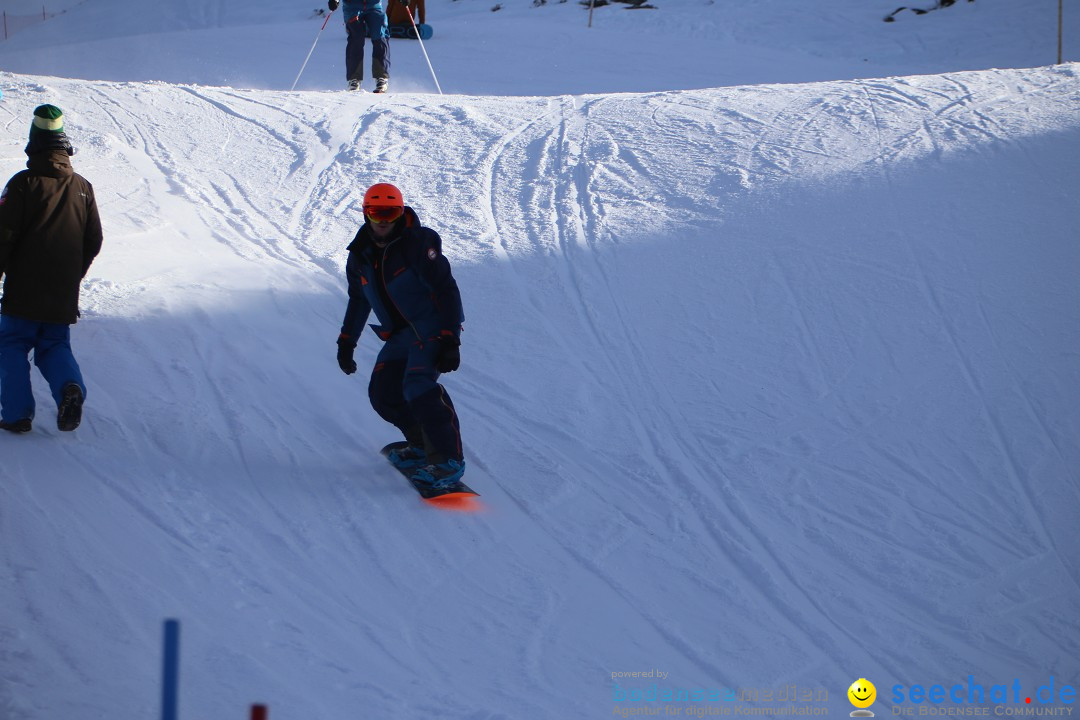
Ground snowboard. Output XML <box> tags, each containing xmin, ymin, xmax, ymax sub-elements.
<box><xmin>388</xmin><ymin>23</ymin><xmax>433</xmax><ymax>40</ymax></box>
<box><xmin>380</xmin><ymin>441</ymin><xmax>479</xmax><ymax>501</ymax></box>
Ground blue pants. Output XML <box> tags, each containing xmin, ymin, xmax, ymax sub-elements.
<box><xmin>346</xmin><ymin>11</ymin><xmax>390</xmax><ymax>81</ymax></box>
<box><xmin>368</xmin><ymin>330</ymin><xmax>462</xmax><ymax>464</ymax></box>
<box><xmin>0</xmin><ymin>315</ymin><xmax>86</xmax><ymax>423</ymax></box>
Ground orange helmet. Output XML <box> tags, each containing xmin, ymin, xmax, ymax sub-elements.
<box><xmin>363</xmin><ymin>182</ymin><xmax>405</xmax><ymax>223</ymax></box>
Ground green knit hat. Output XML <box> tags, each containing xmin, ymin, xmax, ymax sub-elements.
<box><xmin>24</xmin><ymin>104</ymin><xmax>74</xmax><ymax>157</ymax></box>
<box><xmin>29</xmin><ymin>104</ymin><xmax>65</xmax><ymax>138</ymax></box>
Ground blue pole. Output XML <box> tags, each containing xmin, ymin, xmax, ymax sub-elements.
<box><xmin>161</xmin><ymin>619</ymin><xmax>180</xmax><ymax>720</ymax></box>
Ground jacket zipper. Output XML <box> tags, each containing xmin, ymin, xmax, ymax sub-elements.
<box><xmin>379</xmin><ymin>239</ymin><xmax>423</xmax><ymax>342</ymax></box>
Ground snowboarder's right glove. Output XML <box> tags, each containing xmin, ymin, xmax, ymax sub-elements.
<box><xmin>337</xmin><ymin>334</ymin><xmax>357</xmax><ymax>375</ymax></box>
<box><xmin>328</xmin><ymin>0</ymin><xmax>340</xmax><ymax>11</ymax></box>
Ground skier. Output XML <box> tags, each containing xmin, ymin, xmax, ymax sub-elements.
<box><xmin>0</xmin><ymin>104</ymin><xmax>103</xmax><ymax>434</ymax></box>
<box><xmin>328</xmin><ymin>0</ymin><xmax>391</xmax><ymax>93</ymax></box>
<box><xmin>337</xmin><ymin>183</ymin><xmax>466</xmax><ymax>487</ymax></box>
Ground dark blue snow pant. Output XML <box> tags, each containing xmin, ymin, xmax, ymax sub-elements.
<box><xmin>0</xmin><ymin>314</ymin><xmax>86</xmax><ymax>424</ymax></box>
<box><xmin>368</xmin><ymin>330</ymin><xmax>462</xmax><ymax>464</ymax></box>
<box><xmin>346</xmin><ymin>12</ymin><xmax>390</xmax><ymax>82</ymax></box>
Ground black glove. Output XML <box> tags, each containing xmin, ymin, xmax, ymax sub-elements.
<box><xmin>337</xmin><ymin>335</ymin><xmax>357</xmax><ymax>375</ymax></box>
<box><xmin>328</xmin><ymin>0</ymin><xmax>339</xmax><ymax>11</ymax></box>
<box><xmin>435</xmin><ymin>335</ymin><xmax>461</xmax><ymax>373</ymax></box>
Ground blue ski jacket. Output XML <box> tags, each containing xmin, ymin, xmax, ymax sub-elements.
<box><xmin>341</xmin><ymin>206</ymin><xmax>464</xmax><ymax>345</ymax></box>
<box><xmin>340</xmin><ymin>0</ymin><xmax>384</xmax><ymax>23</ymax></box>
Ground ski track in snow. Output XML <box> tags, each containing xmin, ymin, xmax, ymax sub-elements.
<box><xmin>1</xmin><ymin>60</ymin><xmax>1079</xmax><ymax>718</ymax></box>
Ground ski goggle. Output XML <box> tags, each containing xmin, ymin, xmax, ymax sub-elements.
<box><xmin>365</xmin><ymin>205</ymin><xmax>404</xmax><ymax>224</ymax></box>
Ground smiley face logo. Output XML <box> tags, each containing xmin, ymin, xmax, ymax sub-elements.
<box><xmin>848</xmin><ymin>679</ymin><xmax>877</xmax><ymax>709</ymax></box>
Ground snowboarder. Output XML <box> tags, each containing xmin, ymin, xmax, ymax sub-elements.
<box><xmin>337</xmin><ymin>182</ymin><xmax>466</xmax><ymax>488</ymax></box>
<box><xmin>0</xmin><ymin>104</ymin><xmax>103</xmax><ymax>434</ymax></box>
<box><xmin>387</xmin><ymin>0</ymin><xmax>426</xmax><ymax>38</ymax></box>
<box><xmin>387</xmin><ymin>0</ymin><xmax>424</xmax><ymax>27</ymax></box>
<box><xmin>328</xmin><ymin>0</ymin><xmax>391</xmax><ymax>93</ymax></box>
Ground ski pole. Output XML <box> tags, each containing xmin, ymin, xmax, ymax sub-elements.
<box><xmin>161</xmin><ymin>619</ymin><xmax>180</xmax><ymax>720</ymax></box>
<box><xmin>400</xmin><ymin>3</ymin><xmax>444</xmax><ymax>95</ymax></box>
<box><xmin>291</xmin><ymin>9</ymin><xmax>335</xmax><ymax>91</ymax></box>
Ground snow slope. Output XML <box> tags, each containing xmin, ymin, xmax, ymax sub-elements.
<box><xmin>1</xmin><ymin>0</ymin><xmax>1077</xmax><ymax>93</ymax></box>
<box><xmin>1</xmin><ymin>1</ymin><xmax>1079</xmax><ymax>718</ymax></box>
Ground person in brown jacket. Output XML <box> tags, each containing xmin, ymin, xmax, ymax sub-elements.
<box><xmin>0</xmin><ymin>104</ymin><xmax>103</xmax><ymax>433</ymax></box>
<box><xmin>386</xmin><ymin>0</ymin><xmax>424</xmax><ymax>28</ymax></box>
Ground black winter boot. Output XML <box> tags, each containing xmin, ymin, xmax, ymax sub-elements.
<box><xmin>57</xmin><ymin>383</ymin><xmax>84</xmax><ymax>432</ymax></box>
<box><xmin>0</xmin><ymin>418</ymin><xmax>32</xmax><ymax>433</ymax></box>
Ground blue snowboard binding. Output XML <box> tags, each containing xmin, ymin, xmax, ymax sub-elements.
<box><xmin>380</xmin><ymin>442</ymin><xmax>478</xmax><ymax>501</ymax></box>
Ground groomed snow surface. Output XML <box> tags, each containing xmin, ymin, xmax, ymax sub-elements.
<box><xmin>0</xmin><ymin>0</ymin><xmax>1078</xmax><ymax>718</ymax></box>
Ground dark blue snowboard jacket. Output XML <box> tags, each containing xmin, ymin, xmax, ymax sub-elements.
<box><xmin>341</xmin><ymin>206</ymin><xmax>463</xmax><ymax>345</ymax></box>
